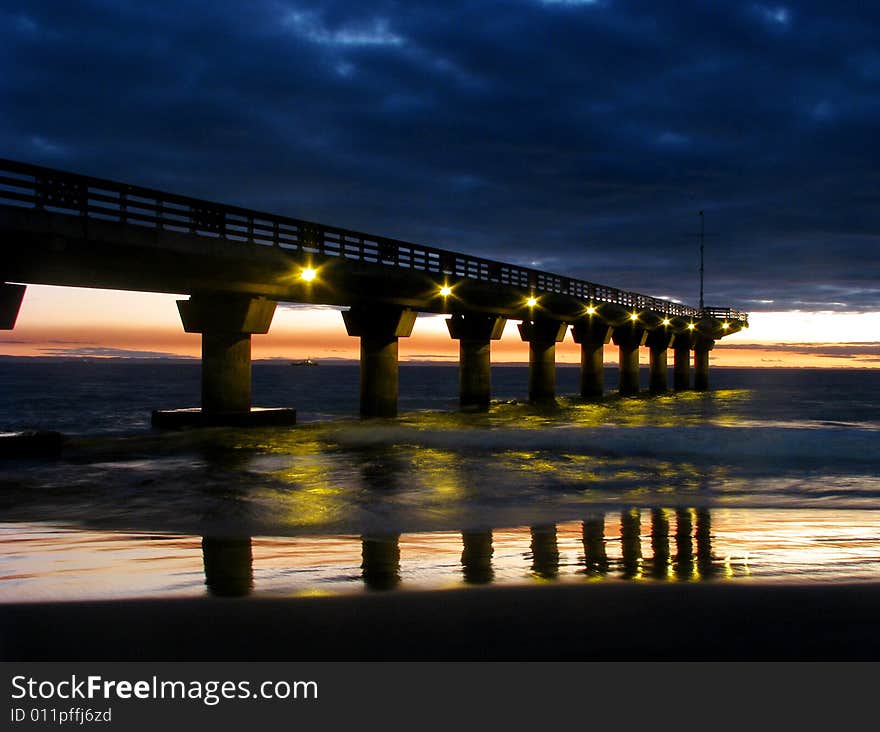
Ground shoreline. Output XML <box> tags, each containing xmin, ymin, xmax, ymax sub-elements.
<box><xmin>3</xmin><ymin>581</ymin><xmax>879</xmax><ymax>661</ymax></box>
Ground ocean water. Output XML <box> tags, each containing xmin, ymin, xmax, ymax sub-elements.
<box><xmin>1</xmin><ymin>361</ymin><xmax>879</xmax><ymax>601</ymax></box>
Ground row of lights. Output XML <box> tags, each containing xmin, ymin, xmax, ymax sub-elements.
<box><xmin>300</xmin><ymin>266</ymin><xmax>730</xmax><ymax>330</ymax></box>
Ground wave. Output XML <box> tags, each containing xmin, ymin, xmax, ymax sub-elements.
<box><xmin>324</xmin><ymin>422</ymin><xmax>880</xmax><ymax>470</ymax></box>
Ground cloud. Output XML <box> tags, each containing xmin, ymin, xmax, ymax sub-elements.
<box><xmin>1</xmin><ymin>1</ymin><xmax>879</xmax><ymax>313</ymax></box>
<box><xmin>717</xmin><ymin>341</ymin><xmax>880</xmax><ymax>361</ymax></box>
<box><xmin>37</xmin><ymin>346</ymin><xmax>196</xmax><ymax>359</ymax></box>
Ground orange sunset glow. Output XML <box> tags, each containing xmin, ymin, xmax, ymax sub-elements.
<box><xmin>2</xmin><ymin>285</ymin><xmax>878</xmax><ymax>368</ymax></box>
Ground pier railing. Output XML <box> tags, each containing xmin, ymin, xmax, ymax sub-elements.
<box><xmin>0</xmin><ymin>158</ymin><xmax>748</xmax><ymax>323</ymax></box>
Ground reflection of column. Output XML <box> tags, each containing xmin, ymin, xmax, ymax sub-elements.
<box><xmin>620</xmin><ymin>508</ymin><xmax>642</xmax><ymax>579</ymax></box>
<box><xmin>361</xmin><ymin>535</ymin><xmax>401</xmax><ymax>591</ymax></box>
<box><xmin>461</xmin><ymin>531</ymin><xmax>494</xmax><ymax>584</ymax></box>
<box><xmin>359</xmin><ymin>448</ymin><xmax>403</xmax><ymax>492</ymax></box>
<box><xmin>582</xmin><ymin>516</ymin><xmax>608</xmax><ymax>575</ymax></box>
<box><xmin>696</xmin><ymin>508</ymin><xmax>716</xmax><ymax>579</ymax></box>
<box><xmin>201</xmin><ymin>536</ymin><xmax>253</xmax><ymax>597</ymax></box>
<box><xmin>675</xmin><ymin>508</ymin><xmax>695</xmax><ymax>580</ymax></box>
<box><xmin>530</xmin><ymin>525</ymin><xmax>560</xmax><ymax>579</ymax></box>
<box><xmin>650</xmin><ymin>508</ymin><xmax>671</xmax><ymax>580</ymax></box>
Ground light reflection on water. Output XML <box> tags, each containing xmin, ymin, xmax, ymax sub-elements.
<box><xmin>3</xmin><ymin>507</ymin><xmax>880</xmax><ymax>602</ymax></box>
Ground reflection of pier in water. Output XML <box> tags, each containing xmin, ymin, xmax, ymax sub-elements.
<box><xmin>199</xmin><ymin>506</ymin><xmax>718</xmax><ymax>597</ymax></box>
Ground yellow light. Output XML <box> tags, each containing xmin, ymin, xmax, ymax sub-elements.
<box><xmin>662</xmin><ymin>318</ymin><xmax>671</xmax><ymax>326</ymax></box>
<box><xmin>439</xmin><ymin>285</ymin><xmax>452</xmax><ymax>297</ymax></box>
<box><xmin>687</xmin><ymin>322</ymin><xmax>696</xmax><ymax>330</ymax></box>
<box><xmin>629</xmin><ymin>312</ymin><xmax>639</xmax><ymax>322</ymax></box>
<box><xmin>300</xmin><ymin>267</ymin><xmax>317</xmax><ymax>282</ymax></box>
<box><xmin>722</xmin><ymin>322</ymin><xmax>730</xmax><ymax>330</ymax></box>
<box><xmin>526</xmin><ymin>296</ymin><xmax>538</xmax><ymax>308</ymax></box>
<box><xmin>586</xmin><ymin>305</ymin><xmax>596</xmax><ymax>315</ymax></box>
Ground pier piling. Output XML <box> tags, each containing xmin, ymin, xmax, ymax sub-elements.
<box><xmin>612</xmin><ymin>325</ymin><xmax>647</xmax><ymax>396</ymax></box>
<box><xmin>446</xmin><ymin>313</ymin><xmax>506</xmax><ymax>410</ymax></box>
<box><xmin>177</xmin><ymin>294</ymin><xmax>276</xmax><ymax>415</ymax></box>
<box><xmin>518</xmin><ymin>318</ymin><xmax>567</xmax><ymax>404</ymax></box>
<box><xmin>343</xmin><ymin>305</ymin><xmax>417</xmax><ymax>418</ymax></box>
<box><xmin>571</xmin><ymin>318</ymin><xmax>612</xmax><ymax>399</ymax></box>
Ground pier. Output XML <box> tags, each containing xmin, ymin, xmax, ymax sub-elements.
<box><xmin>0</xmin><ymin>159</ymin><xmax>747</xmax><ymax>424</ymax></box>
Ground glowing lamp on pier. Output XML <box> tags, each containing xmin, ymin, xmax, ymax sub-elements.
<box><xmin>439</xmin><ymin>285</ymin><xmax>452</xmax><ymax>297</ymax></box>
<box><xmin>722</xmin><ymin>322</ymin><xmax>730</xmax><ymax>330</ymax></box>
<box><xmin>300</xmin><ymin>267</ymin><xmax>317</xmax><ymax>282</ymax></box>
<box><xmin>585</xmin><ymin>305</ymin><xmax>597</xmax><ymax>315</ymax></box>
<box><xmin>629</xmin><ymin>312</ymin><xmax>639</xmax><ymax>322</ymax></box>
<box><xmin>662</xmin><ymin>318</ymin><xmax>671</xmax><ymax>326</ymax></box>
<box><xmin>526</xmin><ymin>296</ymin><xmax>538</xmax><ymax>308</ymax></box>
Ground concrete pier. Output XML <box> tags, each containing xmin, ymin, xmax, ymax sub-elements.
<box><xmin>694</xmin><ymin>336</ymin><xmax>714</xmax><ymax>391</ymax></box>
<box><xmin>673</xmin><ymin>340</ymin><xmax>692</xmax><ymax>391</ymax></box>
<box><xmin>343</xmin><ymin>305</ymin><xmax>417</xmax><ymax>418</ymax></box>
<box><xmin>646</xmin><ymin>328</ymin><xmax>673</xmax><ymax>394</ymax></box>
<box><xmin>571</xmin><ymin>318</ymin><xmax>612</xmax><ymax>399</ymax></box>
<box><xmin>0</xmin><ymin>283</ymin><xmax>25</xmax><ymax>329</ymax></box>
<box><xmin>154</xmin><ymin>294</ymin><xmax>289</xmax><ymax>427</ymax></box>
<box><xmin>518</xmin><ymin>318</ymin><xmax>567</xmax><ymax>404</ymax></box>
<box><xmin>611</xmin><ymin>325</ymin><xmax>647</xmax><ymax>396</ymax></box>
<box><xmin>446</xmin><ymin>313</ymin><xmax>506</xmax><ymax>410</ymax></box>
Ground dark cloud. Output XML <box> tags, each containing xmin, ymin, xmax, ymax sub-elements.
<box><xmin>37</xmin><ymin>346</ymin><xmax>196</xmax><ymax>359</ymax></box>
<box><xmin>2</xmin><ymin>1</ymin><xmax>879</xmax><ymax>311</ymax></box>
<box><xmin>717</xmin><ymin>340</ymin><xmax>880</xmax><ymax>361</ymax></box>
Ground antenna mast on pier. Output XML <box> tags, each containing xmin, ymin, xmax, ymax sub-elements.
<box><xmin>699</xmin><ymin>210</ymin><xmax>705</xmax><ymax>312</ymax></box>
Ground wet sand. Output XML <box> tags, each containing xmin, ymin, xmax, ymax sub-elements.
<box><xmin>3</xmin><ymin>581</ymin><xmax>879</xmax><ymax>661</ymax></box>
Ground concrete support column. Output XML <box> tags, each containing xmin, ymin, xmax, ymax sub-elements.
<box><xmin>518</xmin><ymin>318</ymin><xmax>567</xmax><ymax>404</ymax></box>
<box><xmin>646</xmin><ymin>328</ymin><xmax>674</xmax><ymax>394</ymax></box>
<box><xmin>343</xmin><ymin>305</ymin><xmax>416</xmax><ymax>417</ymax></box>
<box><xmin>694</xmin><ymin>336</ymin><xmax>715</xmax><ymax>391</ymax></box>
<box><xmin>178</xmin><ymin>294</ymin><xmax>276</xmax><ymax>415</ymax></box>
<box><xmin>611</xmin><ymin>325</ymin><xmax>647</xmax><ymax>396</ymax></box>
<box><xmin>673</xmin><ymin>341</ymin><xmax>692</xmax><ymax>391</ymax></box>
<box><xmin>571</xmin><ymin>318</ymin><xmax>612</xmax><ymax>399</ymax></box>
<box><xmin>0</xmin><ymin>283</ymin><xmax>26</xmax><ymax>330</ymax></box>
<box><xmin>446</xmin><ymin>313</ymin><xmax>506</xmax><ymax>411</ymax></box>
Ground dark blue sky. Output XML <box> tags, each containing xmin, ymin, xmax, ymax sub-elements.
<box><xmin>2</xmin><ymin>0</ymin><xmax>878</xmax><ymax>313</ymax></box>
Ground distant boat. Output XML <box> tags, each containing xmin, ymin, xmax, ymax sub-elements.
<box><xmin>290</xmin><ymin>358</ymin><xmax>319</xmax><ymax>367</ymax></box>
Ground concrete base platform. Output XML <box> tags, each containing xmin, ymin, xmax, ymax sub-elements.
<box><xmin>151</xmin><ymin>407</ymin><xmax>297</xmax><ymax>429</ymax></box>
<box><xmin>0</xmin><ymin>430</ymin><xmax>64</xmax><ymax>458</ymax></box>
